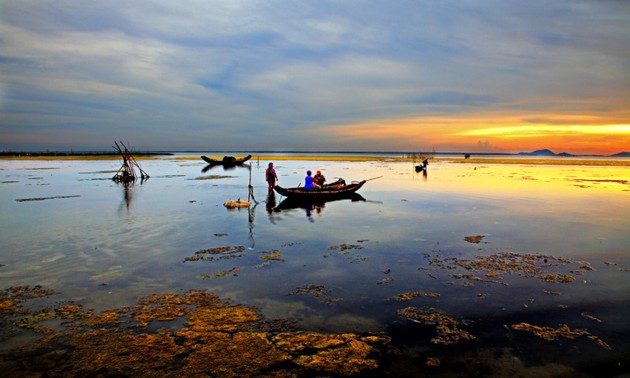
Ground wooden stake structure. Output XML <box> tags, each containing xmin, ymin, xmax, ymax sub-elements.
<box><xmin>112</xmin><ymin>141</ymin><xmax>149</xmax><ymax>183</ymax></box>
<box><xmin>223</xmin><ymin>163</ymin><xmax>258</xmax><ymax>209</ymax></box>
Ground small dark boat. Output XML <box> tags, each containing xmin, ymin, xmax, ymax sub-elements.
<box><xmin>201</xmin><ymin>154</ymin><xmax>252</xmax><ymax>166</ymax></box>
<box><xmin>274</xmin><ymin>179</ymin><xmax>366</xmax><ymax>200</ymax></box>
<box><xmin>415</xmin><ymin>158</ymin><xmax>429</xmax><ymax>172</ymax></box>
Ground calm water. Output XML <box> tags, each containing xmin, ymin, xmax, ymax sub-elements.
<box><xmin>1</xmin><ymin>154</ymin><xmax>629</xmax><ymax>376</ymax></box>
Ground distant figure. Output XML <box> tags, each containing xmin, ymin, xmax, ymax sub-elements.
<box><xmin>304</xmin><ymin>170</ymin><xmax>315</xmax><ymax>189</ymax></box>
<box><xmin>415</xmin><ymin>158</ymin><xmax>429</xmax><ymax>173</ymax></box>
<box><xmin>265</xmin><ymin>162</ymin><xmax>278</xmax><ymax>191</ymax></box>
<box><xmin>313</xmin><ymin>170</ymin><xmax>326</xmax><ymax>187</ymax></box>
<box><xmin>464</xmin><ymin>154</ymin><xmax>471</xmax><ymax>159</ymax></box>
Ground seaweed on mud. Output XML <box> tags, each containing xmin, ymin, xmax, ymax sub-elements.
<box><xmin>580</xmin><ymin>312</ymin><xmax>603</xmax><ymax>323</ymax></box>
<box><xmin>259</xmin><ymin>250</ymin><xmax>285</xmax><ymax>262</ymax></box>
<box><xmin>0</xmin><ymin>286</ymin><xmax>58</xmax><ymax>317</ymax></box>
<box><xmin>398</xmin><ymin>307</ymin><xmax>476</xmax><ymax>345</ymax></box>
<box><xmin>197</xmin><ymin>267</ymin><xmax>240</xmax><ymax>280</ymax></box>
<box><xmin>543</xmin><ymin>289</ymin><xmax>562</xmax><ymax>295</ymax></box>
<box><xmin>376</xmin><ymin>278</ymin><xmax>394</xmax><ymax>285</ymax></box>
<box><xmin>252</xmin><ymin>250</ymin><xmax>286</xmax><ymax>269</ymax></box>
<box><xmin>288</xmin><ymin>285</ymin><xmax>342</xmax><ymax>305</ymax></box>
<box><xmin>0</xmin><ymin>289</ymin><xmax>388</xmax><ymax>377</ymax></box>
<box><xmin>184</xmin><ymin>245</ymin><xmax>246</xmax><ymax>262</ymax></box>
<box><xmin>329</xmin><ymin>243</ymin><xmax>364</xmax><ymax>251</ymax></box>
<box><xmin>392</xmin><ymin>292</ymin><xmax>440</xmax><ymax>301</ymax></box>
<box><xmin>329</xmin><ymin>243</ymin><xmax>368</xmax><ymax>263</ymax></box>
<box><xmin>464</xmin><ymin>235</ymin><xmax>485</xmax><ymax>243</ymax></box>
<box><xmin>511</xmin><ymin>323</ymin><xmax>611</xmax><ymax>350</ymax></box>
<box><xmin>428</xmin><ymin>252</ymin><xmax>584</xmax><ymax>284</ymax></box>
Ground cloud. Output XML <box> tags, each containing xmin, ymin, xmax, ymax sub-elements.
<box><xmin>1</xmin><ymin>1</ymin><xmax>629</xmax><ymax>152</ymax></box>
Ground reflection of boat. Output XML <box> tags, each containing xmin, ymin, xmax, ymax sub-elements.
<box><xmin>201</xmin><ymin>154</ymin><xmax>252</xmax><ymax>166</ymax></box>
<box><xmin>274</xmin><ymin>179</ymin><xmax>366</xmax><ymax>200</ymax></box>
<box><xmin>274</xmin><ymin>193</ymin><xmax>366</xmax><ymax>211</ymax></box>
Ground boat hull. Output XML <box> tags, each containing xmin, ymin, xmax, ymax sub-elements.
<box><xmin>274</xmin><ymin>180</ymin><xmax>366</xmax><ymax>199</ymax></box>
<box><xmin>201</xmin><ymin>155</ymin><xmax>252</xmax><ymax>166</ymax></box>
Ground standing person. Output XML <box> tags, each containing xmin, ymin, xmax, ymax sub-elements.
<box><xmin>265</xmin><ymin>162</ymin><xmax>278</xmax><ymax>191</ymax></box>
<box><xmin>303</xmin><ymin>170</ymin><xmax>315</xmax><ymax>189</ymax></box>
<box><xmin>313</xmin><ymin>170</ymin><xmax>326</xmax><ymax>188</ymax></box>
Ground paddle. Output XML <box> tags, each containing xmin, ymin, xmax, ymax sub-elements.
<box><xmin>364</xmin><ymin>176</ymin><xmax>383</xmax><ymax>181</ymax></box>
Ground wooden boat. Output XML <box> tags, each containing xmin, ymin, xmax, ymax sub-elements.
<box><xmin>201</xmin><ymin>154</ymin><xmax>252</xmax><ymax>166</ymax></box>
<box><xmin>274</xmin><ymin>179</ymin><xmax>366</xmax><ymax>199</ymax></box>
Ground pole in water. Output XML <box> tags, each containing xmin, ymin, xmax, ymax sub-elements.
<box><xmin>248</xmin><ymin>163</ymin><xmax>252</xmax><ymax>203</ymax></box>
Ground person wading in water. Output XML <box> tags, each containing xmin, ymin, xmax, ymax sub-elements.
<box><xmin>266</xmin><ymin>162</ymin><xmax>278</xmax><ymax>191</ymax></box>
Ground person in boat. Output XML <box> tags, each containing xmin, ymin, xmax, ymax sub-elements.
<box><xmin>304</xmin><ymin>170</ymin><xmax>315</xmax><ymax>189</ymax></box>
<box><xmin>313</xmin><ymin>170</ymin><xmax>326</xmax><ymax>188</ymax></box>
<box><xmin>265</xmin><ymin>162</ymin><xmax>278</xmax><ymax>191</ymax></box>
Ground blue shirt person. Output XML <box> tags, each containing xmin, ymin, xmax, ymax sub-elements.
<box><xmin>304</xmin><ymin>170</ymin><xmax>315</xmax><ymax>189</ymax></box>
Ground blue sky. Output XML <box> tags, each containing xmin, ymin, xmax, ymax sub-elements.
<box><xmin>1</xmin><ymin>1</ymin><xmax>629</xmax><ymax>153</ymax></box>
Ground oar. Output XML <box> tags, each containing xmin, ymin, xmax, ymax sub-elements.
<box><xmin>364</xmin><ymin>176</ymin><xmax>383</xmax><ymax>181</ymax></box>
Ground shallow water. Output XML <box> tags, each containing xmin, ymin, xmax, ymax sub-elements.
<box><xmin>1</xmin><ymin>154</ymin><xmax>629</xmax><ymax>376</ymax></box>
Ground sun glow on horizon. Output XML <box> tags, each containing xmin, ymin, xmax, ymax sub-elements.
<box><xmin>320</xmin><ymin>116</ymin><xmax>630</xmax><ymax>155</ymax></box>
<box><xmin>457</xmin><ymin>124</ymin><xmax>630</xmax><ymax>138</ymax></box>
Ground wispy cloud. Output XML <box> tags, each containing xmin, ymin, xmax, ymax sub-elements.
<box><xmin>1</xmin><ymin>0</ymin><xmax>628</xmax><ymax>153</ymax></box>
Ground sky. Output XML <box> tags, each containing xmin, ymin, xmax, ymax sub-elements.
<box><xmin>1</xmin><ymin>1</ymin><xmax>629</xmax><ymax>154</ymax></box>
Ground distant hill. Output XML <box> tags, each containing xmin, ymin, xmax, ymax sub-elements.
<box><xmin>611</xmin><ymin>152</ymin><xmax>630</xmax><ymax>157</ymax></box>
<box><xmin>518</xmin><ymin>149</ymin><xmax>574</xmax><ymax>156</ymax></box>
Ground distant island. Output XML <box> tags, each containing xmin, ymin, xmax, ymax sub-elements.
<box><xmin>518</xmin><ymin>149</ymin><xmax>573</xmax><ymax>157</ymax></box>
<box><xmin>518</xmin><ymin>149</ymin><xmax>630</xmax><ymax>157</ymax></box>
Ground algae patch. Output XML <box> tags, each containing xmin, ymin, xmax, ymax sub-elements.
<box><xmin>0</xmin><ymin>288</ymin><xmax>388</xmax><ymax>377</ymax></box>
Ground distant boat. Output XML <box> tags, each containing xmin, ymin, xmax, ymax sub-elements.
<box><xmin>200</xmin><ymin>154</ymin><xmax>252</xmax><ymax>166</ymax></box>
<box><xmin>274</xmin><ymin>179</ymin><xmax>366</xmax><ymax>199</ymax></box>
<box><xmin>415</xmin><ymin>158</ymin><xmax>429</xmax><ymax>172</ymax></box>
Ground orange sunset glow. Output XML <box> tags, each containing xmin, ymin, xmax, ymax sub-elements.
<box><xmin>321</xmin><ymin>114</ymin><xmax>630</xmax><ymax>155</ymax></box>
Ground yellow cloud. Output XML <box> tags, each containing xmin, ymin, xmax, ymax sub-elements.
<box><xmin>318</xmin><ymin>113</ymin><xmax>630</xmax><ymax>154</ymax></box>
<box><xmin>457</xmin><ymin>125</ymin><xmax>630</xmax><ymax>138</ymax></box>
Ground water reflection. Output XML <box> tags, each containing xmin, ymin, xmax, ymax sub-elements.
<box><xmin>274</xmin><ymin>193</ymin><xmax>366</xmax><ymax>219</ymax></box>
<box><xmin>117</xmin><ymin>181</ymin><xmax>144</xmax><ymax>215</ymax></box>
<box><xmin>415</xmin><ymin>168</ymin><xmax>428</xmax><ymax>181</ymax></box>
<box><xmin>201</xmin><ymin>156</ymin><xmax>253</xmax><ymax>173</ymax></box>
<box><xmin>248</xmin><ymin>205</ymin><xmax>256</xmax><ymax>247</ymax></box>
<box><xmin>2</xmin><ymin>156</ymin><xmax>629</xmax><ymax>377</ymax></box>
<box><xmin>265</xmin><ymin>191</ymin><xmax>277</xmax><ymax>221</ymax></box>
<box><xmin>202</xmin><ymin>163</ymin><xmax>248</xmax><ymax>173</ymax></box>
